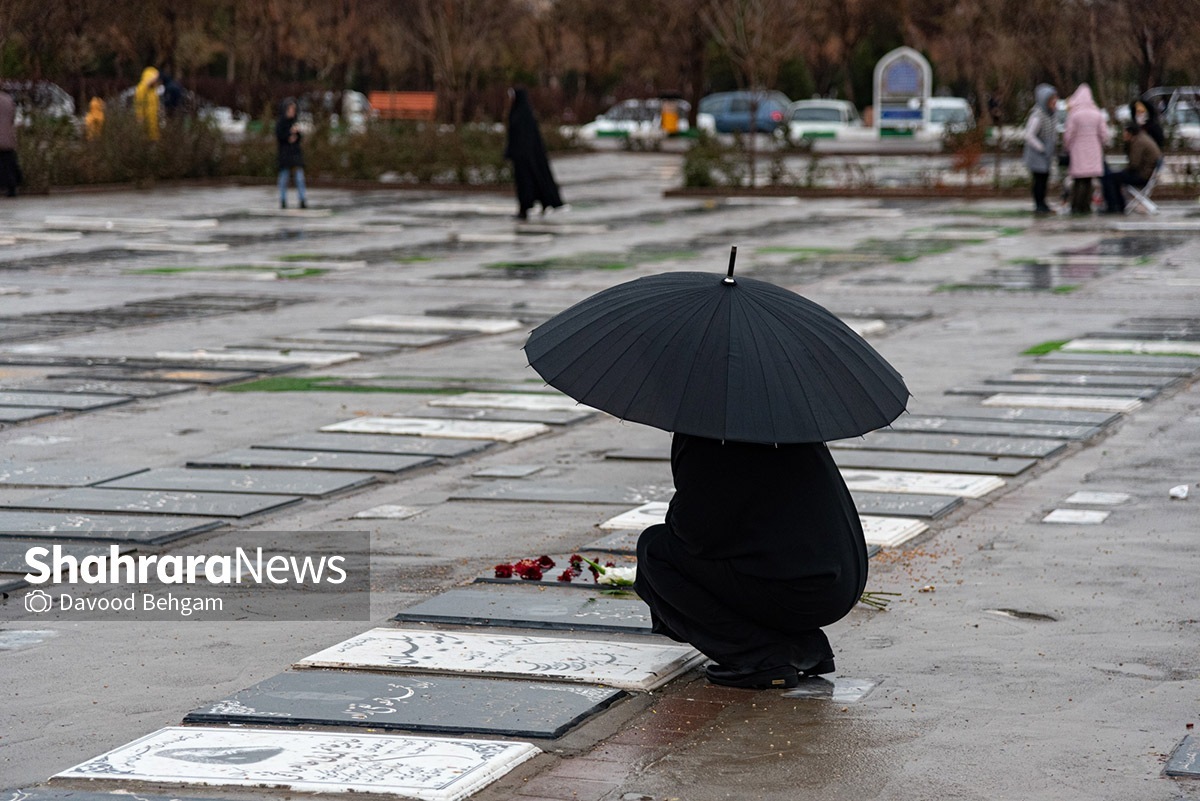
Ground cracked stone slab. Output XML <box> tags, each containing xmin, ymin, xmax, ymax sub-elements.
<box><xmin>298</xmin><ymin>627</ymin><xmax>703</xmax><ymax>691</ymax></box>
<box><xmin>187</xmin><ymin>449</ymin><xmax>434</xmax><ymax>474</ymax></box>
<box><xmin>980</xmin><ymin>394</ymin><xmax>1143</xmax><ymax>414</ymax></box>
<box><xmin>322</xmin><ymin>417</ymin><xmax>549</xmax><ymax>443</ymax></box>
<box><xmin>183</xmin><ymin>669</ymin><xmax>624</xmax><ymax>739</ymax></box>
<box><xmin>831</xmin><ymin>449</ymin><xmax>1038</xmax><ymax>476</ymax></box>
<box><xmin>0</xmin><ymin>464</ymin><xmax>146</xmax><ymax>487</ymax></box>
<box><xmin>0</xmin><ymin>511</ymin><xmax>222</xmax><ymax>544</ymax></box>
<box><xmin>98</xmin><ymin>467</ymin><xmax>375</xmax><ymax>497</ymax></box>
<box><xmin>53</xmin><ymin>726</ymin><xmax>539</xmax><ymax>800</ymax></box>
<box><xmin>833</xmin><ymin>431</ymin><xmax>1066</xmax><ymax>458</ymax></box>
<box><xmin>390</xmin><ymin>585</ymin><xmax>656</xmax><ymax>635</ymax></box>
<box><xmin>886</xmin><ymin>415</ymin><xmax>1101</xmax><ymax>440</ymax></box>
<box><xmin>5</xmin><ymin>488</ymin><xmax>300</xmax><ymax>518</ymax></box>
<box><xmin>259</xmin><ymin>431</ymin><xmax>493</xmax><ymax>457</ymax></box>
<box><xmin>345</xmin><ymin>314</ymin><xmax>523</xmax><ymax>334</ymax></box>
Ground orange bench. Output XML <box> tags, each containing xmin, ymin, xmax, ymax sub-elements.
<box><xmin>368</xmin><ymin>91</ymin><xmax>438</xmax><ymax>121</ymax></box>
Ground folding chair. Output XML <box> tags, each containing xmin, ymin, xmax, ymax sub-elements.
<box><xmin>1125</xmin><ymin>158</ymin><xmax>1164</xmax><ymax>215</ymax></box>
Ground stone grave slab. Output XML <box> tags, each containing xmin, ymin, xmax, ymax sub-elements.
<box><xmin>353</xmin><ymin>504</ymin><xmax>423</xmax><ymax>520</ymax></box>
<box><xmin>322</xmin><ymin>417</ymin><xmax>550</xmax><ymax>443</ymax></box>
<box><xmin>1063</xmin><ymin>491</ymin><xmax>1130</xmax><ymax>505</ymax></box>
<box><xmin>187</xmin><ymin>449</ymin><xmax>433</xmax><ymax>474</ymax></box>
<box><xmin>156</xmin><ymin>349</ymin><xmax>361</xmax><ymax>367</ymax></box>
<box><xmin>125</xmin><ymin>241</ymin><xmax>229</xmax><ymax>254</ymax></box>
<box><xmin>345</xmin><ymin>315</ymin><xmax>523</xmax><ymax>334</ymax></box>
<box><xmin>306</xmin><ymin>330</ymin><xmax>457</xmax><ymax>347</ymax></box>
<box><xmin>992</xmin><ymin>372</ymin><xmax>1178</xmax><ymax>389</ymax></box>
<box><xmin>0</xmin><ymin>391</ymin><xmax>133</xmax><ymax>410</ymax></box>
<box><xmin>0</xmin><ymin>540</ymin><xmax>134</xmax><ymax>572</ymax></box>
<box><xmin>833</xmin><ymin>431</ymin><xmax>1066</xmax><ymax>458</ymax></box>
<box><xmin>233</xmin><ymin>340</ymin><xmax>398</xmax><ymax>355</ymax></box>
<box><xmin>54</xmin><ymin>726</ymin><xmax>539</xmax><ymax>800</ymax></box>
<box><xmin>580</xmin><ymin>528</ymin><xmax>880</xmax><ymax>559</ymax></box>
<box><xmin>980</xmin><ymin>394</ymin><xmax>1143</xmax><ymax>414</ymax></box>
<box><xmin>0</xmin><ymin>464</ymin><xmax>145</xmax><ymax>487</ymax></box>
<box><xmin>183</xmin><ymin>669</ymin><xmax>624</xmax><ymax>738</ymax></box>
<box><xmin>0</xmin><ymin>574</ymin><xmax>27</xmax><ymax>592</ymax></box>
<box><xmin>598</xmin><ymin>502</ymin><xmax>669</xmax><ymax>531</ymax></box>
<box><xmin>1165</xmin><ymin>734</ymin><xmax>1199</xmax><ymax>777</ymax></box>
<box><xmin>451</xmin><ymin>483</ymin><xmax>666</xmax><ymax>505</ymax></box>
<box><xmin>950</xmin><ymin>383</ymin><xmax>1156</xmax><ymax>400</ymax></box>
<box><xmin>0</xmin><ymin>790</ymin><xmax>220</xmax><ymax>801</ymax></box>
<box><xmin>0</xmin><ymin>407</ymin><xmax>58</xmax><ymax>423</ymax></box>
<box><xmin>260</xmin><ymin>431</ymin><xmax>492</xmax><ymax>457</ymax></box>
<box><xmin>1020</xmin><ymin>362</ymin><xmax>1194</xmax><ymax>378</ymax></box>
<box><xmin>428</xmin><ymin>392</ymin><xmax>586</xmax><ymax>412</ymax></box>
<box><xmin>27</xmin><ymin>380</ymin><xmax>196</xmax><ymax>398</ymax></box>
<box><xmin>831</xmin><ymin>449</ymin><xmax>1037</xmax><ymax>476</ymax></box>
<box><xmin>1042</xmin><ymin>509</ymin><xmax>1110</xmax><ymax>524</ymax></box>
<box><xmin>604</xmin><ymin>448</ymin><xmax>668</xmax><ymax>461</ymax></box>
<box><xmin>55</xmin><ymin>367</ymin><xmax>260</xmax><ymax>384</ymax></box>
<box><xmin>390</xmin><ymin>585</ymin><xmax>655</xmax><ymax>635</ymax></box>
<box><xmin>887</xmin><ymin>415</ymin><xmax>1100</xmax><ymax>441</ymax></box>
<box><xmin>1036</xmin><ymin>352</ymin><xmax>1200</xmax><ymax>372</ymax></box>
<box><xmin>473</xmin><ymin>464</ymin><xmax>545</xmax><ymax>478</ymax></box>
<box><xmin>415</xmin><ymin>405</ymin><xmax>596</xmax><ymax>426</ymax></box>
<box><xmin>1060</xmin><ymin>338</ymin><xmax>1200</xmax><ymax>356</ymax></box>
<box><xmin>7</xmin><ymin>488</ymin><xmax>301</xmax><ymax>518</ymax></box>
<box><xmin>929</xmin><ymin>406</ymin><xmax>1121</xmax><ymax>426</ymax></box>
<box><xmin>298</xmin><ymin>627</ymin><xmax>703</xmax><ymax>691</ymax></box>
<box><xmin>852</xmin><ymin>491</ymin><xmax>961</xmax><ymax>518</ymax></box>
<box><xmin>841</xmin><ymin>469</ymin><xmax>1005</xmax><ymax>499</ymax></box>
<box><xmin>0</xmin><ymin>511</ymin><xmax>222</xmax><ymax>544</ymax></box>
<box><xmin>861</xmin><ymin>516</ymin><xmax>928</xmax><ymax>547</ymax></box>
<box><xmin>475</xmin><ymin>552</ymin><xmax>634</xmax><ymax>590</ymax></box>
<box><xmin>98</xmin><ymin>467</ymin><xmax>375</xmax><ymax>497</ymax></box>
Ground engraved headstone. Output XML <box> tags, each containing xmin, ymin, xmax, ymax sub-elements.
<box><xmin>183</xmin><ymin>670</ymin><xmax>624</xmax><ymax>738</ymax></box>
<box><xmin>992</xmin><ymin>372</ymin><xmax>1178</xmax><ymax>389</ymax></box>
<box><xmin>833</xmin><ymin>431</ymin><xmax>1066</xmax><ymax>458</ymax></box>
<box><xmin>927</xmin><ymin>406</ymin><xmax>1121</xmax><ymax>426</ymax></box>
<box><xmin>1035</xmin><ymin>352</ymin><xmax>1200</xmax><ymax>372</ymax></box>
<box><xmin>98</xmin><ymin>468</ymin><xmax>374</xmax><ymax>497</ymax></box>
<box><xmin>1165</xmin><ymin>734</ymin><xmax>1200</xmax><ymax>777</ymax></box>
<box><xmin>429</xmin><ymin>392</ymin><xmax>586</xmax><ymax>412</ymax></box>
<box><xmin>297</xmin><ymin>330</ymin><xmax>455</xmax><ymax>347</ymax></box>
<box><xmin>345</xmin><ymin>315</ymin><xmax>523</xmax><ymax>334</ymax></box>
<box><xmin>187</xmin><ymin>449</ymin><xmax>433</xmax><ymax>474</ymax></box>
<box><xmin>156</xmin><ymin>349</ymin><xmax>361</xmax><ymax>367</ymax></box>
<box><xmin>980</xmin><ymin>394</ymin><xmax>1142</xmax><ymax>414</ymax></box>
<box><xmin>54</xmin><ymin>726</ymin><xmax>539</xmax><ymax>800</ymax></box>
<box><xmin>298</xmin><ymin>627</ymin><xmax>703</xmax><ymax>691</ymax></box>
<box><xmin>1063</xmin><ymin>491</ymin><xmax>1130</xmax><ymax>505</ymax></box>
<box><xmin>1042</xmin><ymin>509</ymin><xmax>1109</xmax><ymax>524</ymax></box>
<box><xmin>27</xmin><ymin>380</ymin><xmax>196</xmax><ymax>398</ymax></box>
<box><xmin>887</xmin><ymin>415</ymin><xmax>1100</xmax><ymax>441</ymax></box>
<box><xmin>450</xmin><ymin>484</ymin><xmax>667</xmax><ymax>505</ymax></box>
<box><xmin>353</xmin><ymin>505</ymin><xmax>423</xmax><ymax>520</ymax></box>
<box><xmin>391</xmin><ymin>585</ymin><xmax>655</xmax><ymax>635</ymax></box>
<box><xmin>472</xmin><ymin>464</ymin><xmax>545</xmax><ymax>478</ymax></box>
<box><xmin>831</xmin><ymin>449</ymin><xmax>1037</xmax><ymax>476</ymax></box>
<box><xmin>416</xmin><ymin>406</ymin><xmax>596</xmax><ymax>425</ymax></box>
<box><xmin>6</xmin><ymin>488</ymin><xmax>301</xmax><ymax>518</ymax></box>
<box><xmin>0</xmin><ymin>511</ymin><xmax>222</xmax><ymax>544</ymax></box>
<box><xmin>0</xmin><ymin>464</ymin><xmax>146</xmax><ymax>487</ymax></box>
<box><xmin>322</xmin><ymin>417</ymin><xmax>549</xmax><ymax>443</ymax></box>
<box><xmin>840</xmin><ymin>469</ymin><xmax>1005</xmax><ymax>499</ymax></box>
<box><xmin>259</xmin><ymin>432</ymin><xmax>493</xmax><ymax>457</ymax></box>
<box><xmin>1060</xmin><ymin>338</ymin><xmax>1200</xmax><ymax>356</ymax></box>
<box><xmin>950</xmin><ymin>383</ymin><xmax>1156</xmax><ymax>399</ymax></box>
<box><xmin>1021</xmin><ymin>362</ymin><xmax>1194</xmax><ymax>377</ymax></box>
<box><xmin>55</xmin><ymin>367</ymin><xmax>260</xmax><ymax>384</ymax></box>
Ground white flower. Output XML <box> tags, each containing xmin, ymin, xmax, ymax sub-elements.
<box><xmin>596</xmin><ymin>566</ymin><xmax>637</xmax><ymax>586</ymax></box>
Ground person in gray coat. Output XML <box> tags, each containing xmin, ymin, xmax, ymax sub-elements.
<box><xmin>1022</xmin><ymin>84</ymin><xmax>1058</xmax><ymax>214</ymax></box>
<box><xmin>0</xmin><ymin>90</ymin><xmax>20</xmax><ymax>197</ymax></box>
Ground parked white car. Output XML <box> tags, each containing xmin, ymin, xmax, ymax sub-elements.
<box><xmin>783</xmin><ymin>99</ymin><xmax>861</xmax><ymax>141</ymax></box>
<box><xmin>578</xmin><ymin>98</ymin><xmax>691</xmax><ymax>140</ymax></box>
<box><xmin>926</xmin><ymin>97</ymin><xmax>974</xmax><ymax>137</ymax></box>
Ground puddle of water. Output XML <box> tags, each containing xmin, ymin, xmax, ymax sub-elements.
<box><xmin>783</xmin><ymin>676</ymin><xmax>879</xmax><ymax>702</ymax></box>
<box><xmin>0</xmin><ymin>629</ymin><xmax>58</xmax><ymax>651</ymax></box>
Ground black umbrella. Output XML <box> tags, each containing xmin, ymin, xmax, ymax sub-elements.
<box><xmin>524</xmin><ymin>248</ymin><xmax>909</xmax><ymax>444</ymax></box>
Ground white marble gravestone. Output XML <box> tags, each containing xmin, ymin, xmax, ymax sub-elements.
<box><xmin>156</xmin><ymin>349</ymin><xmax>361</xmax><ymax>367</ymax></box>
<box><xmin>1042</xmin><ymin>509</ymin><xmax>1110</xmax><ymax>524</ymax></box>
<box><xmin>981</xmin><ymin>394</ymin><xmax>1142</xmax><ymax>413</ymax></box>
<box><xmin>839</xmin><ymin>469</ymin><xmax>1005</xmax><ymax>499</ymax></box>
<box><xmin>1061</xmin><ymin>338</ymin><xmax>1200</xmax><ymax>356</ymax></box>
<box><xmin>1063</xmin><ymin>491</ymin><xmax>1131</xmax><ymax>505</ymax></box>
<box><xmin>860</xmin><ymin>516</ymin><xmax>928</xmax><ymax>547</ymax></box>
<box><xmin>297</xmin><ymin>628</ymin><xmax>704</xmax><ymax>691</ymax></box>
<box><xmin>429</xmin><ymin>392</ymin><xmax>585</xmax><ymax>412</ymax></box>
<box><xmin>322</xmin><ymin>417</ymin><xmax>549</xmax><ymax>443</ymax></box>
<box><xmin>55</xmin><ymin>726</ymin><xmax>538</xmax><ymax>800</ymax></box>
<box><xmin>598</xmin><ymin>502</ymin><xmax>669</xmax><ymax>531</ymax></box>
<box><xmin>345</xmin><ymin>315</ymin><xmax>522</xmax><ymax>334</ymax></box>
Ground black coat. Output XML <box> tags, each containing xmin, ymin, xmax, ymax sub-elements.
<box><xmin>276</xmin><ymin>102</ymin><xmax>304</xmax><ymax>170</ymax></box>
<box><xmin>504</xmin><ymin>88</ymin><xmax>562</xmax><ymax>211</ymax></box>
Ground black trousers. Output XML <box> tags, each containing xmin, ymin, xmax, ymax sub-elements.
<box><xmin>1031</xmin><ymin>171</ymin><xmax>1049</xmax><ymax>210</ymax></box>
<box><xmin>1101</xmin><ymin>168</ymin><xmax>1145</xmax><ymax>212</ymax></box>
<box><xmin>635</xmin><ymin>524</ymin><xmax>848</xmax><ymax>672</ymax></box>
<box><xmin>0</xmin><ymin>150</ymin><xmax>19</xmax><ymax>196</ymax></box>
<box><xmin>1070</xmin><ymin>177</ymin><xmax>1094</xmax><ymax>214</ymax></box>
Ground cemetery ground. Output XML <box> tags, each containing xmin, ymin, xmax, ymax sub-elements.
<box><xmin>0</xmin><ymin>151</ymin><xmax>1197</xmax><ymax>801</ymax></box>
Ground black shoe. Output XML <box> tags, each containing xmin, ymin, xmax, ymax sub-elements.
<box><xmin>280</xmin><ymin>200</ymin><xmax>287</xmax><ymax>209</ymax></box>
<box><xmin>705</xmin><ymin>664</ymin><xmax>800</xmax><ymax>689</ymax></box>
<box><xmin>300</xmin><ymin>199</ymin><xmax>307</xmax><ymax>209</ymax></box>
<box><xmin>802</xmin><ymin>657</ymin><xmax>836</xmax><ymax>676</ymax></box>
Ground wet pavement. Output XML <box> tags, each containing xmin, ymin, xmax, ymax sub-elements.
<box><xmin>0</xmin><ymin>152</ymin><xmax>1198</xmax><ymax>800</ymax></box>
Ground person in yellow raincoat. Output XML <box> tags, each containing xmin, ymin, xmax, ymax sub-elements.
<box><xmin>84</xmin><ymin>97</ymin><xmax>105</xmax><ymax>141</ymax></box>
<box><xmin>134</xmin><ymin>67</ymin><xmax>160</xmax><ymax>141</ymax></box>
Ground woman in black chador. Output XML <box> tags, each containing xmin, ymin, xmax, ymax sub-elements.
<box><xmin>504</xmin><ymin>87</ymin><xmax>563</xmax><ymax>220</ymax></box>
<box><xmin>635</xmin><ymin>434</ymin><xmax>868</xmax><ymax>689</ymax></box>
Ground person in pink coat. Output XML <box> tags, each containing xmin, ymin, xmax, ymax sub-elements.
<box><xmin>1063</xmin><ymin>84</ymin><xmax>1109</xmax><ymax>214</ymax></box>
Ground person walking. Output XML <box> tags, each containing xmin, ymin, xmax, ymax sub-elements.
<box><xmin>1062</xmin><ymin>84</ymin><xmax>1108</xmax><ymax>214</ymax></box>
<box><xmin>504</xmin><ymin>87</ymin><xmax>562</xmax><ymax>221</ymax></box>
<box><xmin>1022</xmin><ymin>84</ymin><xmax>1058</xmax><ymax>214</ymax></box>
<box><xmin>1102</xmin><ymin>123</ymin><xmax>1162</xmax><ymax>213</ymax></box>
<box><xmin>134</xmin><ymin>66</ymin><xmax>161</xmax><ymax>142</ymax></box>
<box><xmin>634</xmin><ymin>434</ymin><xmax>867</xmax><ymax>689</ymax></box>
<box><xmin>0</xmin><ymin>88</ymin><xmax>20</xmax><ymax>197</ymax></box>
<box><xmin>275</xmin><ymin>98</ymin><xmax>307</xmax><ymax>209</ymax></box>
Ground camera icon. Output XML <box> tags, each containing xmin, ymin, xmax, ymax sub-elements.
<box><xmin>24</xmin><ymin>589</ymin><xmax>53</xmax><ymax>614</ymax></box>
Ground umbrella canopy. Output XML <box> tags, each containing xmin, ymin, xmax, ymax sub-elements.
<box><xmin>524</xmin><ymin>256</ymin><xmax>909</xmax><ymax>444</ymax></box>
